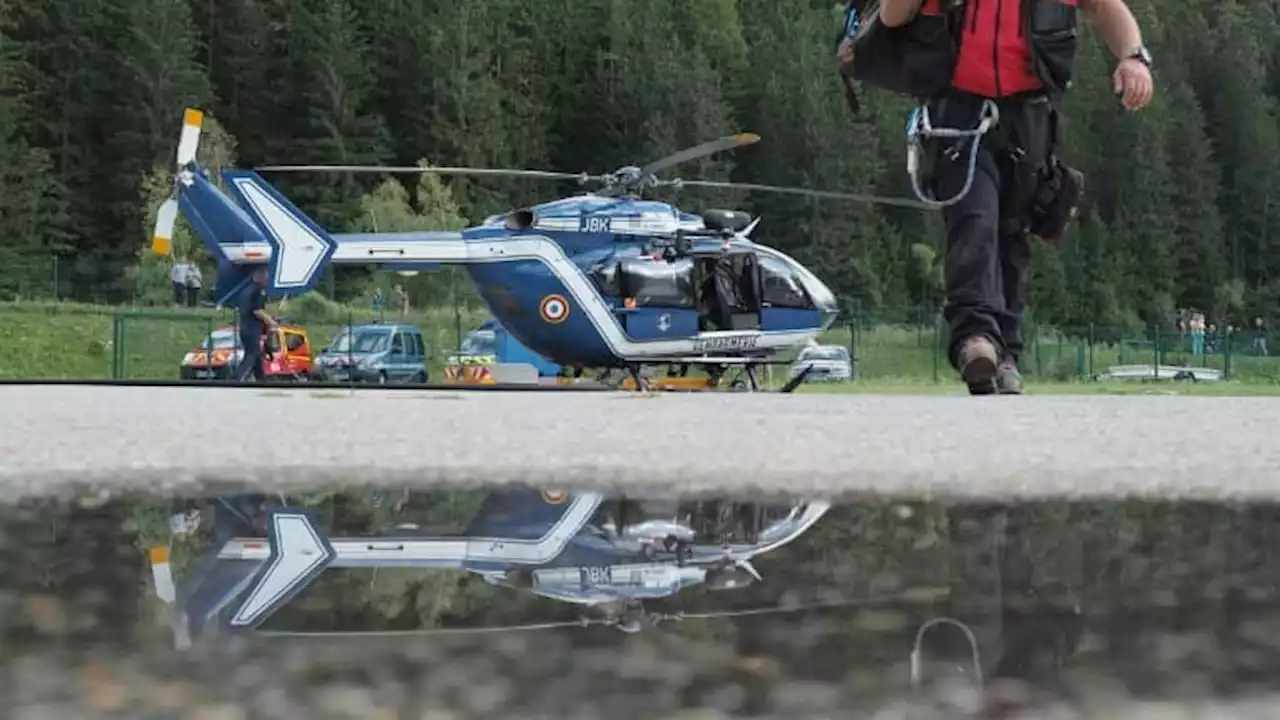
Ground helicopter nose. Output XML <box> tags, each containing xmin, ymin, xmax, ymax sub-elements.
<box><xmin>808</xmin><ymin>277</ymin><xmax>840</xmax><ymax>330</ymax></box>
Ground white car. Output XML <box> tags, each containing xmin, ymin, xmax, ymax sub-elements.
<box><xmin>1092</xmin><ymin>364</ymin><xmax>1222</xmax><ymax>382</ymax></box>
<box><xmin>789</xmin><ymin>344</ymin><xmax>853</xmax><ymax>383</ymax></box>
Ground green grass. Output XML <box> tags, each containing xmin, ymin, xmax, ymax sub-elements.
<box><xmin>0</xmin><ymin>297</ymin><xmax>488</xmax><ymax>381</ymax></box>
<box><xmin>3</xmin><ymin>298</ymin><xmax>1280</xmax><ymax>395</ymax></box>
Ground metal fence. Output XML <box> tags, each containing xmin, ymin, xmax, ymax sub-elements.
<box><xmin>0</xmin><ymin>303</ymin><xmax>491</xmax><ymax>382</ymax></box>
<box><xmin>2</xmin><ymin>298</ymin><xmax>1279</xmax><ymax>384</ymax></box>
<box><xmin>840</xmin><ymin>308</ymin><xmax>1280</xmax><ymax>382</ymax></box>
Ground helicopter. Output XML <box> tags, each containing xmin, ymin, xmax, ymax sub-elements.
<box><xmin>151</xmin><ymin>486</ymin><xmax>831</xmax><ymax>646</ymax></box>
<box><xmin>149</xmin><ymin>108</ymin><xmax>909</xmax><ymax>390</ymax></box>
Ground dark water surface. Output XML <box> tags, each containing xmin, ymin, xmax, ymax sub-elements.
<box><xmin>4</xmin><ymin>486</ymin><xmax>1280</xmax><ymax>718</ymax></box>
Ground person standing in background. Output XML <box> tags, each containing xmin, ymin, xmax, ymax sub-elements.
<box><xmin>1188</xmin><ymin>311</ymin><xmax>1205</xmax><ymax>356</ymax></box>
<box><xmin>392</xmin><ymin>284</ymin><xmax>410</xmax><ymax>317</ymax></box>
<box><xmin>185</xmin><ymin>262</ymin><xmax>202</xmax><ymax>307</ymax></box>
<box><xmin>170</xmin><ymin>257</ymin><xmax>188</xmax><ymax>306</ymax></box>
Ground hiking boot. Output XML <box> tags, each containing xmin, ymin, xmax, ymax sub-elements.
<box><xmin>996</xmin><ymin>360</ymin><xmax>1024</xmax><ymax>395</ymax></box>
<box><xmin>957</xmin><ymin>336</ymin><xmax>999</xmax><ymax>395</ymax></box>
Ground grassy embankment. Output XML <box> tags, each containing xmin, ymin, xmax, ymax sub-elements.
<box><xmin>1</xmin><ymin>298</ymin><xmax>1278</xmax><ymax>395</ymax></box>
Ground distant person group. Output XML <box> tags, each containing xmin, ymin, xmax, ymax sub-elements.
<box><xmin>170</xmin><ymin>256</ymin><xmax>203</xmax><ymax>307</ymax></box>
<box><xmin>1177</xmin><ymin>309</ymin><xmax>1268</xmax><ymax>357</ymax></box>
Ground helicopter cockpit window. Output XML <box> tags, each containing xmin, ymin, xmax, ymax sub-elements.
<box><xmin>618</xmin><ymin>257</ymin><xmax>695</xmax><ymax>308</ymax></box>
<box><xmin>759</xmin><ymin>255</ymin><xmax>813</xmax><ymax>309</ymax></box>
<box><xmin>589</xmin><ymin>261</ymin><xmax>621</xmax><ymax>297</ymax></box>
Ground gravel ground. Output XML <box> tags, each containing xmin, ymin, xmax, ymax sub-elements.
<box><xmin>1</xmin><ymin>384</ymin><xmax>1277</xmax><ymax>501</ymax></box>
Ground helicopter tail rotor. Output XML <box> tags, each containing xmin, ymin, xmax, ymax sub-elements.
<box><xmin>151</xmin><ymin>108</ymin><xmax>205</xmax><ymax>256</ymax></box>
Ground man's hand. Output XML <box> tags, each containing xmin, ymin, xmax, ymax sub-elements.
<box><xmin>1113</xmin><ymin>57</ymin><xmax>1153</xmax><ymax>111</ymax></box>
<box><xmin>837</xmin><ymin>36</ymin><xmax>854</xmax><ymax>65</ymax></box>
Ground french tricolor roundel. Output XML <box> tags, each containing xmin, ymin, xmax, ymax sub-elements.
<box><xmin>539</xmin><ymin>294</ymin><xmax>570</xmax><ymax>324</ymax></box>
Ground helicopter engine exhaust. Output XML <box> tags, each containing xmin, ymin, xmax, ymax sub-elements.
<box><xmin>504</xmin><ymin>209</ymin><xmax>534</xmax><ymax>230</ymax></box>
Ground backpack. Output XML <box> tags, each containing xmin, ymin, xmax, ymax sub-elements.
<box><xmin>837</xmin><ymin>0</ymin><xmax>966</xmax><ymax>105</ymax></box>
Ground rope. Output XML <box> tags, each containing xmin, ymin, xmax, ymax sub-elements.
<box><xmin>909</xmin><ymin>616</ymin><xmax>985</xmax><ymax>694</ymax></box>
<box><xmin>906</xmin><ymin>99</ymin><xmax>1001</xmax><ymax>208</ymax></box>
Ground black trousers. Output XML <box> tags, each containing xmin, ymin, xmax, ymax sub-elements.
<box><xmin>927</xmin><ymin>92</ymin><xmax>1054</xmax><ymax>369</ymax></box>
<box><xmin>235</xmin><ymin>333</ymin><xmax>265</xmax><ymax>381</ymax></box>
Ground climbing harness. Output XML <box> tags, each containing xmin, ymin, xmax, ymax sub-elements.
<box><xmin>905</xmin><ymin>99</ymin><xmax>1001</xmax><ymax>208</ymax></box>
<box><xmin>910</xmin><ymin>616</ymin><xmax>985</xmax><ymax>694</ymax></box>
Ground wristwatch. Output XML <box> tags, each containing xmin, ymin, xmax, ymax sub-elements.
<box><xmin>1126</xmin><ymin>45</ymin><xmax>1153</xmax><ymax>69</ymax></box>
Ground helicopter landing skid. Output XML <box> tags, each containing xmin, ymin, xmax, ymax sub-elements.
<box><xmin>600</xmin><ymin>359</ymin><xmax>811</xmax><ymax>393</ymax></box>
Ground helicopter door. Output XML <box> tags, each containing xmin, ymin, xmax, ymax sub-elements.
<box><xmin>696</xmin><ymin>253</ymin><xmax>761</xmax><ymax>332</ymax></box>
<box><xmin>614</xmin><ymin>258</ymin><xmax>699</xmax><ymax>340</ymax></box>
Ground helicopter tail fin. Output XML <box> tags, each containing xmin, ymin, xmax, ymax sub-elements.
<box><xmin>464</xmin><ymin>487</ymin><xmax>601</xmax><ymax>541</ymax></box>
<box><xmin>221</xmin><ymin>169</ymin><xmax>337</xmax><ymax>296</ymax></box>
<box><xmin>149</xmin><ymin>108</ymin><xmax>338</xmax><ymax>303</ymax></box>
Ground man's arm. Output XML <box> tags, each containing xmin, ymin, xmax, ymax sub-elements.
<box><xmin>879</xmin><ymin>0</ymin><xmax>925</xmax><ymax>28</ymax></box>
<box><xmin>250</xmin><ymin>290</ymin><xmax>276</xmax><ymax>329</ymax></box>
<box><xmin>1081</xmin><ymin>0</ymin><xmax>1154</xmax><ymax>111</ymax></box>
<box><xmin>1080</xmin><ymin>0</ymin><xmax>1143</xmax><ymax>59</ymax></box>
<box><xmin>254</xmin><ymin>309</ymin><xmax>275</xmax><ymax>328</ymax></box>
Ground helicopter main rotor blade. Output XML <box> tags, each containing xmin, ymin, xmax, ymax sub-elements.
<box><xmin>671</xmin><ymin>178</ymin><xmax>938</xmax><ymax>210</ymax></box>
<box><xmin>637</xmin><ymin>132</ymin><xmax>761</xmax><ymax>178</ymax></box>
<box><xmin>254</xmin><ymin>164</ymin><xmax>600</xmax><ymax>184</ymax></box>
<box><xmin>257</xmin><ymin>619</ymin><xmax>604</xmax><ymax>638</ymax></box>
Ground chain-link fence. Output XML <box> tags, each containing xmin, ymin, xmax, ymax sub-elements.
<box><xmin>829</xmin><ymin>301</ymin><xmax>1280</xmax><ymax>383</ymax></box>
<box><xmin>0</xmin><ymin>301</ymin><xmax>491</xmax><ymax>382</ymax></box>
<box><xmin>4</xmin><ymin>292</ymin><xmax>1280</xmax><ymax>383</ymax></box>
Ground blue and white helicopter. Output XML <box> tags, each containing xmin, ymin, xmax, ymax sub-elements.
<box><xmin>151</xmin><ymin>487</ymin><xmax>830</xmax><ymax>645</ymax></box>
<box><xmin>149</xmin><ymin>108</ymin><xmax>873</xmax><ymax>390</ymax></box>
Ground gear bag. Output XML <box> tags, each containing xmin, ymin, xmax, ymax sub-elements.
<box><xmin>1027</xmin><ymin>113</ymin><xmax>1084</xmax><ymax>244</ymax></box>
<box><xmin>837</xmin><ymin>0</ymin><xmax>1080</xmax><ymax>107</ymax></box>
<box><xmin>837</xmin><ymin>0</ymin><xmax>965</xmax><ymax>102</ymax></box>
<box><xmin>1029</xmin><ymin>157</ymin><xmax>1084</xmax><ymax>244</ymax></box>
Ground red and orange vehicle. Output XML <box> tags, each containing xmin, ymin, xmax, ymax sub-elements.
<box><xmin>179</xmin><ymin>321</ymin><xmax>315</xmax><ymax>381</ymax></box>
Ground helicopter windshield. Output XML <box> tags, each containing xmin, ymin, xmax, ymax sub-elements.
<box><xmin>202</xmin><ymin>330</ymin><xmax>240</xmax><ymax>350</ymax></box>
<box><xmin>460</xmin><ymin>329</ymin><xmax>497</xmax><ymax>356</ymax></box>
<box><xmin>799</xmin><ymin>346</ymin><xmax>849</xmax><ymax>362</ymax></box>
<box><xmin>329</xmin><ymin>328</ymin><xmax>391</xmax><ymax>354</ymax></box>
<box><xmin>758</xmin><ymin>255</ymin><xmax>812</xmax><ymax>309</ymax></box>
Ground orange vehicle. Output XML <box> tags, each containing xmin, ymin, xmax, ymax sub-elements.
<box><xmin>179</xmin><ymin>322</ymin><xmax>315</xmax><ymax>381</ymax></box>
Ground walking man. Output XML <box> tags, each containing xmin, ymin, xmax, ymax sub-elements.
<box><xmin>234</xmin><ymin>268</ymin><xmax>276</xmax><ymax>382</ymax></box>
<box><xmin>873</xmin><ymin>0</ymin><xmax>1154</xmax><ymax>394</ymax></box>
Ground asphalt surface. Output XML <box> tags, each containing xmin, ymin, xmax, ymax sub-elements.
<box><xmin>2</xmin><ymin>384</ymin><xmax>1277</xmax><ymax>501</ymax></box>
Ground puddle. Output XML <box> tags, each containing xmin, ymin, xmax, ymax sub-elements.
<box><xmin>3</xmin><ymin>487</ymin><xmax>1280</xmax><ymax>717</ymax></box>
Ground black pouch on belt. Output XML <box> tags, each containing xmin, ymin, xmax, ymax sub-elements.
<box><xmin>1028</xmin><ymin>156</ymin><xmax>1084</xmax><ymax>244</ymax></box>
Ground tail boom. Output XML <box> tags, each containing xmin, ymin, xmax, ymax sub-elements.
<box><xmin>178</xmin><ymin>169</ymin><xmax>468</xmax><ymax>297</ymax></box>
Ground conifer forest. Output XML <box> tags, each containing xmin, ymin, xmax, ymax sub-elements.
<box><xmin>0</xmin><ymin>0</ymin><xmax>1278</xmax><ymax>334</ymax></box>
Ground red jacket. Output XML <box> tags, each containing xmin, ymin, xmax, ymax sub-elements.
<box><xmin>951</xmin><ymin>0</ymin><xmax>1075</xmax><ymax>98</ymax></box>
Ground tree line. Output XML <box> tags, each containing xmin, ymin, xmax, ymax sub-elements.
<box><xmin>0</xmin><ymin>0</ymin><xmax>1276</xmax><ymax>334</ymax></box>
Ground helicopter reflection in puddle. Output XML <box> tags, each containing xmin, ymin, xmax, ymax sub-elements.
<box><xmin>152</xmin><ymin>487</ymin><xmax>831</xmax><ymax>644</ymax></box>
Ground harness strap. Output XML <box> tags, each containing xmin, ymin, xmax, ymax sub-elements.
<box><xmin>905</xmin><ymin>99</ymin><xmax>1000</xmax><ymax>208</ymax></box>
